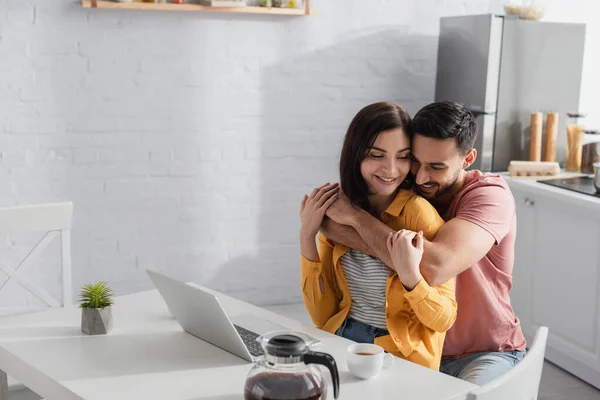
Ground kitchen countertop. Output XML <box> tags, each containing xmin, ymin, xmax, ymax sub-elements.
<box><xmin>501</xmin><ymin>172</ymin><xmax>600</xmax><ymax>210</ymax></box>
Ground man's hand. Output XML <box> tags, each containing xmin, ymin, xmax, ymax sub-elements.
<box><xmin>324</xmin><ymin>191</ymin><xmax>361</xmax><ymax>227</ymax></box>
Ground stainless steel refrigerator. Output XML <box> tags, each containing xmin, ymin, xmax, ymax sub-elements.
<box><xmin>434</xmin><ymin>14</ymin><xmax>586</xmax><ymax>172</ymax></box>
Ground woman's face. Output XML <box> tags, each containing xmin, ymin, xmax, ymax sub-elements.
<box><xmin>360</xmin><ymin>128</ymin><xmax>411</xmax><ymax>198</ymax></box>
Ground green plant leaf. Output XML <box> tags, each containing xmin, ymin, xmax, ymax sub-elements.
<box><xmin>79</xmin><ymin>281</ymin><xmax>114</xmax><ymax>309</ymax></box>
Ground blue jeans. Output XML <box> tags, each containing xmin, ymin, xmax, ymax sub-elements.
<box><xmin>335</xmin><ymin>317</ymin><xmax>389</xmax><ymax>343</ymax></box>
<box><xmin>440</xmin><ymin>350</ymin><xmax>526</xmax><ymax>385</ymax></box>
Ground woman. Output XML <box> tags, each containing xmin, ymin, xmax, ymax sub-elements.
<box><xmin>299</xmin><ymin>102</ymin><xmax>456</xmax><ymax>370</ymax></box>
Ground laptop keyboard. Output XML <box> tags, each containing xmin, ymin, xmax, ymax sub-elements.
<box><xmin>234</xmin><ymin>325</ymin><xmax>264</xmax><ymax>357</ymax></box>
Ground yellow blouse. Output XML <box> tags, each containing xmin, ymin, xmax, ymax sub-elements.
<box><xmin>300</xmin><ymin>189</ymin><xmax>456</xmax><ymax>370</ymax></box>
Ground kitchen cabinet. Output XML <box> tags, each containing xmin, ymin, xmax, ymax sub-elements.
<box><xmin>510</xmin><ymin>187</ymin><xmax>535</xmax><ymax>340</ymax></box>
<box><xmin>508</xmin><ymin>178</ymin><xmax>600</xmax><ymax>390</ymax></box>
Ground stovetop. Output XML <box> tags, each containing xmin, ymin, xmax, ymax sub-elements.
<box><xmin>538</xmin><ymin>176</ymin><xmax>600</xmax><ymax>199</ymax></box>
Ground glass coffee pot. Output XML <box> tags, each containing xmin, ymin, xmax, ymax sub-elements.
<box><xmin>244</xmin><ymin>331</ymin><xmax>339</xmax><ymax>400</ymax></box>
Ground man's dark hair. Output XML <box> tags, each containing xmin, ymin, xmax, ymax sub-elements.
<box><xmin>410</xmin><ymin>101</ymin><xmax>478</xmax><ymax>154</ymax></box>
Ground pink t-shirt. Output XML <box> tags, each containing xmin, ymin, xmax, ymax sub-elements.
<box><xmin>441</xmin><ymin>170</ymin><xmax>527</xmax><ymax>359</ymax></box>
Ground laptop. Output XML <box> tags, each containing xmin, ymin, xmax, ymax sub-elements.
<box><xmin>147</xmin><ymin>269</ymin><xmax>291</xmax><ymax>362</ymax></box>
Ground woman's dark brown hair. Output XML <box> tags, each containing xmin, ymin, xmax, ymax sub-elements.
<box><xmin>339</xmin><ymin>102</ymin><xmax>411</xmax><ymax>211</ymax></box>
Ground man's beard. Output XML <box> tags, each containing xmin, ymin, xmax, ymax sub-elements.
<box><xmin>416</xmin><ymin>171</ymin><xmax>460</xmax><ymax>200</ymax></box>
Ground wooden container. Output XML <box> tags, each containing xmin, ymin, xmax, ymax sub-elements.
<box><xmin>544</xmin><ymin>112</ymin><xmax>558</xmax><ymax>162</ymax></box>
<box><xmin>508</xmin><ymin>161</ymin><xmax>560</xmax><ymax>177</ymax></box>
<box><xmin>529</xmin><ymin>112</ymin><xmax>543</xmax><ymax>161</ymax></box>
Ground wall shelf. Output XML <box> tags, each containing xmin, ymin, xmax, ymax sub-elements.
<box><xmin>81</xmin><ymin>0</ymin><xmax>315</xmax><ymax>16</ymax></box>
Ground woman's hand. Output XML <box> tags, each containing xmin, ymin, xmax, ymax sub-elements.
<box><xmin>300</xmin><ymin>183</ymin><xmax>339</xmax><ymax>238</ymax></box>
<box><xmin>386</xmin><ymin>229</ymin><xmax>424</xmax><ymax>290</ymax></box>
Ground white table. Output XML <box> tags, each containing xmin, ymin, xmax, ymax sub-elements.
<box><xmin>0</xmin><ymin>287</ymin><xmax>476</xmax><ymax>400</ymax></box>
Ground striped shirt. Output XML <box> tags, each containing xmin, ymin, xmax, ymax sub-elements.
<box><xmin>340</xmin><ymin>249</ymin><xmax>390</xmax><ymax>330</ymax></box>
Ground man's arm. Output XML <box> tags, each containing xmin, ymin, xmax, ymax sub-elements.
<box><xmin>321</xmin><ymin>193</ymin><xmax>395</xmax><ymax>266</ymax></box>
<box><xmin>319</xmin><ymin>217</ymin><xmax>372</xmax><ymax>255</ymax></box>
<box><xmin>420</xmin><ymin>218</ymin><xmax>496</xmax><ymax>286</ymax></box>
<box><xmin>321</xmin><ymin>186</ymin><xmax>504</xmax><ymax>283</ymax></box>
<box><xmin>320</xmin><ymin>215</ymin><xmax>394</xmax><ymax>267</ymax></box>
<box><xmin>346</xmin><ymin>205</ymin><xmax>498</xmax><ymax>286</ymax></box>
<box><xmin>345</xmin><ymin>210</ymin><xmax>395</xmax><ymax>266</ymax></box>
<box><xmin>343</xmin><ymin>202</ymin><xmax>498</xmax><ymax>285</ymax></box>
<box><xmin>420</xmin><ymin>184</ymin><xmax>515</xmax><ymax>286</ymax></box>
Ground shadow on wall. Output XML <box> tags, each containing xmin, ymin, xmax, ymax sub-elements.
<box><xmin>207</xmin><ymin>29</ymin><xmax>438</xmax><ymax>306</ymax></box>
<box><xmin>30</xmin><ymin>5</ymin><xmax>327</xmax><ymax>305</ymax></box>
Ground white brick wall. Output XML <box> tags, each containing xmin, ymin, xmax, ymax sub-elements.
<box><xmin>0</xmin><ymin>0</ymin><xmax>598</xmax><ymax>308</ymax></box>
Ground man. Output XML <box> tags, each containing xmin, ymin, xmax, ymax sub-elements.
<box><xmin>321</xmin><ymin>101</ymin><xmax>526</xmax><ymax>385</ymax></box>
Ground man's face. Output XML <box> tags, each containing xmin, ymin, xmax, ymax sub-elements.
<box><xmin>410</xmin><ymin>134</ymin><xmax>472</xmax><ymax>200</ymax></box>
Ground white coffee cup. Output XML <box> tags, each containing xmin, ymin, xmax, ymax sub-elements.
<box><xmin>346</xmin><ymin>343</ymin><xmax>394</xmax><ymax>379</ymax></box>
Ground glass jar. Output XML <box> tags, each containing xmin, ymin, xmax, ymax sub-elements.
<box><xmin>582</xmin><ymin>130</ymin><xmax>600</xmax><ymax>174</ymax></box>
<box><xmin>566</xmin><ymin>113</ymin><xmax>587</xmax><ymax>172</ymax></box>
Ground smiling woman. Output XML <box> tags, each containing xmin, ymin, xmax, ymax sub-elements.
<box><xmin>339</xmin><ymin>102</ymin><xmax>412</xmax><ymax>217</ymax></box>
<box><xmin>357</xmin><ymin>130</ymin><xmax>411</xmax><ymax>216</ymax></box>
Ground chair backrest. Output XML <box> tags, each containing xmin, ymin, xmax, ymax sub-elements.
<box><xmin>467</xmin><ymin>326</ymin><xmax>549</xmax><ymax>400</ymax></box>
<box><xmin>0</xmin><ymin>202</ymin><xmax>73</xmax><ymax>310</ymax></box>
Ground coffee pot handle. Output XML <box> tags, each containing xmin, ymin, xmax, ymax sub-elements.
<box><xmin>304</xmin><ymin>351</ymin><xmax>339</xmax><ymax>399</ymax></box>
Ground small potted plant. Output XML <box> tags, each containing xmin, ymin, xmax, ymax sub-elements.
<box><xmin>79</xmin><ymin>281</ymin><xmax>114</xmax><ymax>335</ymax></box>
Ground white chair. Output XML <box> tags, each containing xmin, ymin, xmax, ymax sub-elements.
<box><xmin>0</xmin><ymin>202</ymin><xmax>73</xmax><ymax>400</ymax></box>
<box><xmin>467</xmin><ymin>326</ymin><xmax>549</xmax><ymax>400</ymax></box>
<box><xmin>0</xmin><ymin>202</ymin><xmax>73</xmax><ymax>313</ymax></box>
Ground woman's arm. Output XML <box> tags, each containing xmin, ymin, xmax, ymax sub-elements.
<box><xmin>389</xmin><ymin>196</ymin><xmax>457</xmax><ymax>332</ymax></box>
<box><xmin>301</xmin><ymin>233</ymin><xmax>340</xmax><ymax>329</ymax></box>
<box><xmin>404</xmin><ymin>277</ymin><xmax>457</xmax><ymax>333</ymax></box>
<box><xmin>299</xmin><ymin>184</ymin><xmax>341</xmax><ymax>329</ymax></box>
